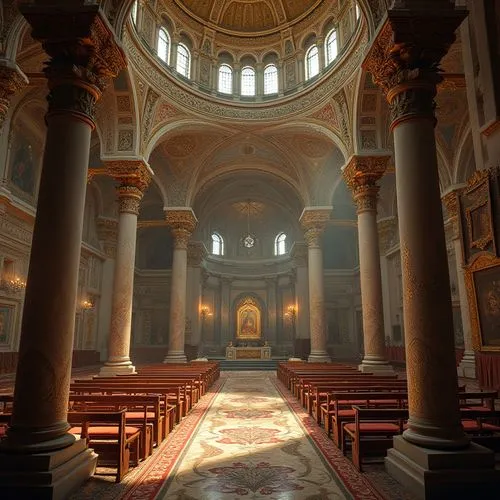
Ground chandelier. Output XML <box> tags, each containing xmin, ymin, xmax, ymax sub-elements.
<box><xmin>0</xmin><ymin>277</ymin><xmax>27</xmax><ymax>294</ymax></box>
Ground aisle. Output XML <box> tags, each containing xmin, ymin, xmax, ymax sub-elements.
<box><xmin>150</xmin><ymin>372</ymin><xmax>382</xmax><ymax>500</ymax></box>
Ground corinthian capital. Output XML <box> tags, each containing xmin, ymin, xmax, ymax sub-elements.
<box><xmin>20</xmin><ymin>2</ymin><xmax>127</xmax><ymax>124</ymax></box>
<box><xmin>362</xmin><ymin>7</ymin><xmax>466</xmax><ymax>127</ymax></box>
<box><xmin>299</xmin><ymin>207</ymin><xmax>332</xmax><ymax>248</ymax></box>
<box><xmin>343</xmin><ymin>154</ymin><xmax>390</xmax><ymax>213</ymax></box>
<box><xmin>165</xmin><ymin>208</ymin><xmax>198</xmax><ymax>249</ymax></box>
<box><xmin>0</xmin><ymin>60</ymin><xmax>28</xmax><ymax>130</ymax></box>
<box><xmin>106</xmin><ymin>158</ymin><xmax>152</xmax><ymax>215</ymax></box>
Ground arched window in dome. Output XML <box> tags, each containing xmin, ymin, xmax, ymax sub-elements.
<box><xmin>305</xmin><ymin>45</ymin><xmax>319</xmax><ymax>80</ymax></box>
<box><xmin>157</xmin><ymin>28</ymin><xmax>170</xmax><ymax>64</ymax></box>
<box><xmin>131</xmin><ymin>1</ymin><xmax>138</xmax><ymax>25</ymax></box>
<box><xmin>275</xmin><ymin>232</ymin><xmax>287</xmax><ymax>256</ymax></box>
<box><xmin>241</xmin><ymin>66</ymin><xmax>256</xmax><ymax>96</ymax></box>
<box><xmin>356</xmin><ymin>3</ymin><xmax>361</xmax><ymax>21</ymax></box>
<box><xmin>218</xmin><ymin>64</ymin><xmax>233</xmax><ymax>94</ymax></box>
<box><xmin>176</xmin><ymin>43</ymin><xmax>191</xmax><ymax>78</ymax></box>
<box><xmin>264</xmin><ymin>64</ymin><xmax>278</xmax><ymax>95</ymax></box>
<box><xmin>325</xmin><ymin>29</ymin><xmax>338</xmax><ymax>66</ymax></box>
<box><xmin>212</xmin><ymin>232</ymin><xmax>224</xmax><ymax>256</ymax></box>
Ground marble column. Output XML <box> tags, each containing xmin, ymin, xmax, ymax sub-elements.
<box><xmin>164</xmin><ymin>209</ymin><xmax>197</xmax><ymax>363</ymax></box>
<box><xmin>442</xmin><ymin>189</ymin><xmax>476</xmax><ymax>379</ymax></box>
<box><xmin>95</xmin><ymin>217</ymin><xmax>118</xmax><ymax>361</ymax></box>
<box><xmin>0</xmin><ymin>59</ymin><xmax>28</xmax><ymax>130</ymax></box>
<box><xmin>99</xmin><ymin>160</ymin><xmax>151</xmax><ymax>376</ymax></box>
<box><xmin>343</xmin><ymin>154</ymin><xmax>393</xmax><ymax>374</ymax></box>
<box><xmin>364</xmin><ymin>5</ymin><xmax>499</xmax><ymax>497</ymax></box>
<box><xmin>0</xmin><ymin>4</ymin><xmax>126</xmax><ymax>497</ymax></box>
<box><xmin>300</xmin><ymin>207</ymin><xmax>331</xmax><ymax>363</ymax></box>
<box><xmin>187</xmin><ymin>241</ymin><xmax>207</xmax><ymax>358</ymax></box>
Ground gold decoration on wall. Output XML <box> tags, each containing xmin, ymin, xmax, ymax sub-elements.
<box><xmin>236</xmin><ymin>297</ymin><xmax>261</xmax><ymax>340</ymax></box>
<box><xmin>465</xmin><ymin>253</ymin><xmax>500</xmax><ymax>352</ymax></box>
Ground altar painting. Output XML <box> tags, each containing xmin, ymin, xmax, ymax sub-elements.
<box><xmin>236</xmin><ymin>299</ymin><xmax>261</xmax><ymax>340</ymax></box>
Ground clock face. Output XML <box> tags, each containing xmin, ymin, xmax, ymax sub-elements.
<box><xmin>243</xmin><ymin>235</ymin><xmax>255</xmax><ymax>248</ymax></box>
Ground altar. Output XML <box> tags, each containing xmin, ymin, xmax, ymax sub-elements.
<box><xmin>225</xmin><ymin>346</ymin><xmax>271</xmax><ymax>360</ymax></box>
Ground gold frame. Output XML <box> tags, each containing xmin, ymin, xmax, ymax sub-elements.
<box><xmin>465</xmin><ymin>253</ymin><xmax>500</xmax><ymax>351</ymax></box>
<box><xmin>236</xmin><ymin>297</ymin><xmax>261</xmax><ymax>340</ymax></box>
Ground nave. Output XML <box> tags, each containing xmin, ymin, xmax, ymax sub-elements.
<box><xmin>61</xmin><ymin>369</ymin><xmax>413</xmax><ymax>500</ymax></box>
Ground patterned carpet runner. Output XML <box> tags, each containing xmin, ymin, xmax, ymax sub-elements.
<box><xmin>72</xmin><ymin>371</ymin><xmax>388</xmax><ymax>500</ymax></box>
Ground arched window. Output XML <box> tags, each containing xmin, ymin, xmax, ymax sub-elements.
<box><xmin>241</xmin><ymin>66</ymin><xmax>256</xmax><ymax>96</ymax></box>
<box><xmin>356</xmin><ymin>3</ymin><xmax>361</xmax><ymax>21</ymax></box>
<box><xmin>176</xmin><ymin>43</ymin><xmax>191</xmax><ymax>78</ymax></box>
<box><xmin>264</xmin><ymin>64</ymin><xmax>278</xmax><ymax>95</ymax></box>
<box><xmin>218</xmin><ymin>64</ymin><xmax>233</xmax><ymax>94</ymax></box>
<box><xmin>157</xmin><ymin>28</ymin><xmax>170</xmax><ymax>64</ymax></box>
<box><xmin>131</xmin><ymin>0</ymin><xmax>138</xmax><ymax>24</ymax></box>
<box><xmin>325</xmin><ymin>29</ymin><xmax>338</xmax><ymax>66</ymax></box>
<box><xmin>275</xmin><ymin>232</ymin><xmax>287</xmax><ymax>256</ymax></box>
<box><xmin>212</xmin><ymin>232</ymin><xmax>224</xmax><ymax>256</ymax></box>
<box><xmin>305</xmin><ymin>45</ymin><xmax>319</xmax><ymax>80</ymax></box>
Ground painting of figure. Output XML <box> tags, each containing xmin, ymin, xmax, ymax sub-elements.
<box><xmin>236</xmin><ymin>298</ymin><xmax>261</xmax><ymax>340</ymax></box>
<box><xmin>10</xmin><ymin>137</ymin><xmax>36</xmax><ymax>196</ymax></box>
<box><xmin>475</xmin><ymin>266</ymin><xmax>500</xmax><ymax>348</ymax></box>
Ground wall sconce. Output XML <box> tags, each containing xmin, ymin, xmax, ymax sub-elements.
<box><xmin>200</xmin><ymin>305</ymin><xmax>213</xmax><ymax>319</ymax></box>
<box><xmin>81</xmin><ymin>297</ymin><xmax>95</xmax><ymax>311</ymax></box>
<box><xmin>284</xmin><ymin>305</ymin><xmax>297</xmax><ymax>319</ymax></box>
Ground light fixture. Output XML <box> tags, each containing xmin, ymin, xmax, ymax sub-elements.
<box><xmin>0</xmin><ymin>276</ymin><xmax>27</xmax><ymax>294</ymax></box>
<box><xmin>285</xmin><ymin>305</ymin><xmax>297</xmax><ymax>318</ymax></box>
<box><xmin>81</xmin><ymin>298</ymin><xmax>95</xmax><ymax>310</ymax></box>
<box><xmin>200</xmin><ymin>305</ymin><xmax>213</xmax><ymax>319</ymax></box>
<box><xmin>243</xmin><ymin>200</ymin><xmax>255</xmax><ymax>248</ymax></box>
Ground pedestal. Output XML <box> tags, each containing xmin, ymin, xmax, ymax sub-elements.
<box><xmin>385</xmin><ymin>436</ymin><xmax>500</xmax><ymax>500</ymax></box>
<box><xmin>457</xmin><ymin>351</ymin><xmax>476</xmax><ymax>379</ymax></box>
<box><xmin>0</xmin><ymin>439</ymin><xmax>97</xmax><ymax>500</ymax></box>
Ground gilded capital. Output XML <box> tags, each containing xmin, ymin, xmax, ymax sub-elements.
<box><xmin>20</xmin><ymin>3</ymin><xmax>127</xmax><ymax>125</ymax></box>
<box><xmin>362</xmin><ymin>8</ymin><xmax>466</xmax><ymax>128</ymax></box>
<box><xmin>106</xmin><ymin>159</ymin><xmax>152</xmax><ymax>192</ymax></box>
<box><xmin>165</xmin><ymin>208</ymin><xmax>198</xmax><ymax>248</ymax></box>
<box><xmin>299</xmin><ymin>208</ymin><xmax>331</xmax><ymax>248</ymax></box>
<box><xmin>0</xmin><ymin>61</ymin><xmax>28</xmax><ymax>129</ymax></box>
<box><xmin>343</xmin><ymin>155</ymin><xmax>390</xmax><ymax>214</ymax></box>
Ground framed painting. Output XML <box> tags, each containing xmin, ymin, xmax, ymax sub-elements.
<box><xmin>465</xmin><ymin>254</ymin><xmax>500</xmax><ymax>351</ymax></box>
<box><xmin>236</xmin><ymin>298</ymin><xmax>261</xmax><ymax>340</ymax></box>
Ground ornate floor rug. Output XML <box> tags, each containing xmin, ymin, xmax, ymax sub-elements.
<box><xmin>76</xmin><ymin>371</ymin><xmax>387</xmax><ymax>500</ymax></box>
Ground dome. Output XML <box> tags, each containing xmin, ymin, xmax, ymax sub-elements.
<box><xmin>174</xmin><ymin>0</ymin><xmax>323</xmax><ymax>36</ymax></box>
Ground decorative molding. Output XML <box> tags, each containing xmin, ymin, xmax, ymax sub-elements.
<box><xmin>0</xmin><ymin>60</ymin><xmax>29</xmax><ymax>129</ymax></box>
<box><xmin>342</xmin><ymin>154</ymin><xmax>390</xmax><ymax>213</ymax></box>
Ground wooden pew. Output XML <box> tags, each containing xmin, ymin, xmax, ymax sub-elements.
<box><xmin>67</xmin><ymin>410</ymin><xmax>142</xmax><ymax>483</ymax></box>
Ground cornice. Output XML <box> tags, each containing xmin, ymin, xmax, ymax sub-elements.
<box><xmin>124</xmin><ymin>22</ymin><xmax>368</xmax><ymax>123</ymax></box>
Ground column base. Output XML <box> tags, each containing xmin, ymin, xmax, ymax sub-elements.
<box><xmin>163</xmin><ymin>351</ymin><xmax>187</xmax><ymax>363</ymax></box>
<box><xmin>457</xmin><ymin>351</ymin><xmax>476</xmax><ymax>379</ymax></box>
<box><xmin>0</xmin><ymin>438</ymin><xmax>97</xmax><ymax>500</ymax></box>
<box><xmin>308</xmin><ymin>351</ymin><xmax>331</xmax><ymax>363</ymax></box>
<box><xmin>385</xmin><ymin>435</ymin><xmax>500</xmax><ymax>500</ymax></box>
<box><xmin>358</xmin><ymin>359</ymin><xmax>395</xmax><ymax>376</ymax></box>
<box><xmin>98</xmin><ymin>363</ymin><xmax>136</xmax><ymax>377</ymax></box>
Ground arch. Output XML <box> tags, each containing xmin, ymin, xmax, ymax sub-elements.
<box><xmin>241</xmin><ymin>66</ymin><xmax>256</xmax><ymax>96</ymax></box>
<box><xmin>176</xmin><ymin>43</ymin><xmax>191</xmax><ymax>78</ymax></box>
<box><xmin>218</xmin><ymin>64</ymin><xmax>233</xmax><ymax>94</ymax></box>
<box><xmin>157</xmin><ymin>27</ymin><xmax>171</xmax><ymax>64</ymax></box>
<box><xmin>274</xmin><ymin>231</ymin><xmax>287</xmax><ymax>256</ymax></box>
<box><xmin>263</xmin><ymin>64</ymin><xmax>278</xmax><ymax>95</ymax></box>
<box><xmin>211</xmin><ymin>231</ymin><xmax>224</xmax><ymax>256</ymax></box>
<box><xmin>305</xmin><ymin>45</ymin><xmax>319</xmax><ymax>80</ymax></box>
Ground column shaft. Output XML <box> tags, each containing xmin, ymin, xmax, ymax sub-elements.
<box><xmin>165</xmin><ymin>236</ymin><xmax>188</xmax><ymax>362</ymax></box>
